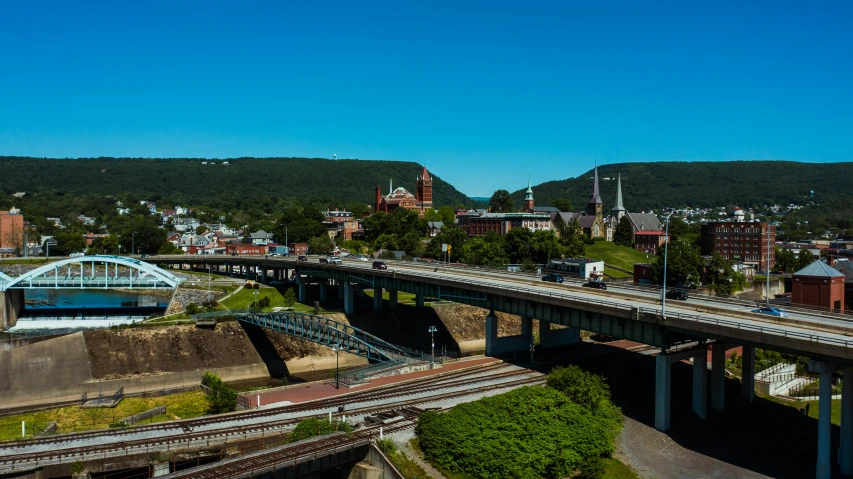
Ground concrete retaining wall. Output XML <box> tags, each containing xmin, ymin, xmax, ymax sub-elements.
<box><xmin>0</xmin><ymin>289</ymin><xmax>24</xmax><ymax>329</ymax></box>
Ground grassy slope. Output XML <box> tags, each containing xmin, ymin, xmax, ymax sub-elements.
<box><xmin>602</xmin><ymin>457</ymin><xmax>641</xmax><ymax>479</ymax></box>
<box><xmin>219</xmin><ymin>286</ymin><xmax>325</xmax><ymax>313</ymax></box>
<box><xmin>584</xmin><ymin>242</ymin><xmax>653</xmax><ymax>278</ymax></box>
<box><xmin>0</xmin><ymin>391</ymin><xmax>207</xmax><ymax>441</ymax></box>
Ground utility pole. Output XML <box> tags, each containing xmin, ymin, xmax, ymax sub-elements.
<box><xmin>766</xmin><ymin>223</ymin><xmax>772</xmax><ymax>306</ymax></box>
<box><xmin>428</xmin><ymin>325</ymin><xmax>437</xmax><ymax>366</ymax></box>
<box><xmin>660</xmin><ymin>213</ymin><xmax>672</xmax><ymax>319</ymax></box>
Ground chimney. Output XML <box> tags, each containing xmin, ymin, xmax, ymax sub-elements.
<box><xmin>375</xmin><ymin>186</ymin><xmax>382</xmax><ymax>213</ymax></box>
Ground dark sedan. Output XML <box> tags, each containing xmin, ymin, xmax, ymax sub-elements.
<box><xmin>542</xmin><ymin>274</ymin><xmax>564</xmax><ymax>284</ymax></box>
<box><xmin>582</xmin><ymin>281</ymin><xmax>607</xmax><ymax>290</ymax></box>
<box><xmin>665</xmin><ymin>289</ymin><xmax>689</xmax><ymax>300</ymax></box>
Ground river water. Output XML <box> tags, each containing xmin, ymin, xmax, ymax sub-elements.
<box><xmin>8</xmin><ymin>289</ymin><xmax>171</xmax><ymax>334</ymax></box>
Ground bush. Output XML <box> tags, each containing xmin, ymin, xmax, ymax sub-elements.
<box><xmin>417</xmin><ymin>386</ymin><xmax>620</xmax><ymax>479</ymax></box>
<box><xmin>288</xmin><ymin>417</ymin><xmax>351</xmax><ymax>443</ymax></box>
<box><xmin>283</xmin><ymin>288</ymin><xmax>296</xmax><ymax>308</ymax></box>
<box><xmin>185</xmin><ymin>303</ymin><xmax>200</xmax><ymax>315</ymax></box>
<box><xmin>546</xmin><ymin>365</ymin><xmax>617</xmax><ymax>417</ymax></box>
<box><xmin>202</xmin><ymin>372</ymin><xmax>237</xmax><ymax>414</ymax></box>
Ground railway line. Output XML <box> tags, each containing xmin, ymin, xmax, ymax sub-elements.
<box><xmin>0</xmin><ymin>362</ymin><xmax>544</xmax><ymax>473</ymax></box>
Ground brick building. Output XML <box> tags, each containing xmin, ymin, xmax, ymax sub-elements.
<box><xmin>374</xmin><ymin>167</ymin><xmax>433</xmax><ymax>217</ymax></box>
<box><xmin>699</xmin><ymin>222</ymin><xmax>776</xmax><ymax>271</ymax></box>
<box><xmin>461</xmin><ymin>212</ymin><xmax>552</xmax><ymax>237</ymax></box>
<box><xmin>791</xmin><ymin>261</ymin><xmax>845</xmax><ymax>313</ymax></box>
<box><xmin>634</xmin><ymin>231</ymin><xmax>667</xmax><ymax>254</ymax></box>
<box><xmin>0</xmin><ymin>209</ymin><xmax>25</xmax><ymax>255</ymax></box>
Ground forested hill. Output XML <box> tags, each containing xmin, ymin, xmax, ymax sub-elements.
<box><xmin>512</xmin><ymin>161</ymin><xmax>853</xmax><ymax>212</ymax></box>
<box><xmin>0</xmin><ymin>156</ymin><xmax>473</xmax><ymax>208</ymax></box>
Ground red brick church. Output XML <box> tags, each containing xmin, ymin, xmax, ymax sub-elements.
<box><xmin>374</xmin><ymin>167</ymin><xmax>433</xmax><ymax>217</ymax></box>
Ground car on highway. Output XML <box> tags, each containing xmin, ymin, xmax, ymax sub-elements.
<box><xmin>69</xmin><ymin>252</ymin><xmax>85</xmax><ymax>258</ymax></box>
<box><xmin>269</xmin><ymin>253</ymin><xmax>281</xmax><ymax>257</ymax></box>
<box><xmin>581</xmin><ymin>281</ymin><xmax>607</xmax><ymax>290</ymax></box>
<box><xmin>751</xmin><ymin>306</ymin><xmax>789</xmax><ymax>318</ymax></box>
<box><xmin>542</xmin><ymin>274</ymin><xmax>564</xmax><ymax>284</ymax></box>
<box><xmin>328</xmin><ymin>256</ymin><xmax>342</xmax><ymax>265</ymax></box>
<box><xmin>372</xmin><ymin>261</ymin><xmax>388</xmax><ymax>270</ymax></box>
<box><xmin>140</xmin><ymin>253</ymin><xmax>150</xmax><ymax>259</ymax></box>
<box><xmin>297</xmin><ymin>255</ymin><xmax>308</xmax><ymax>262</ymax></box>
<box><xmin>665</xmin><ymin>289</ymin><xmax>688</xmax><ymax>300</ymax></box>
<box><xmin>354</xmin><ymin>255</ymin><xmax>369</xmax><ymax>262</ymax></box>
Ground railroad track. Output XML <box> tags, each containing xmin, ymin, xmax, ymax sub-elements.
<box><xmin>168</xmin><ymin>420</ymin><xmax>417</xmax><ymax>478</ymax></box>
<box><xmin>0</xmin><ymin>360</ymin><xmax>509</xmax><ymax>450</ymax></box>
<box><xmin>0</xmin><ymin>368</ymin><xmax>543</xmax><ymax>473</ymax></box>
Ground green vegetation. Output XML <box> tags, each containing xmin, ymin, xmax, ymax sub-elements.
<box><xmin>0</xmin><ymin>156</ymin><xmax>472</xmax><ymax>210</ymax></box>
<box><xmin>376</xmin><ymin>439</ymin><xmax>431</xmax><ymax>479</ymax></box>
<box><xmin>417</xmin><ymin>366</ymin><xmax>622</xmax><ymax>479</ymax></box>
<box><xmin>287</xmin><ymin>417</ymin><xmax>352</xmax><ymax>443</ymax></box>
<box><xmin>585</xmin><ymin>242</ymin><xmax>651</xmax><ymax>277</ymax></box>
<box><xmin>601</xmin><ymin>458</ymin><xmax>641</xmax><ymax>479</ymax></box>
<box><xmin>220</xmin><ymin>286</ymin><xmax>325</xmax><ymax>313</ymax></box>
<box><xmin>202</xmin><ymin>372</ymin><xmax>237</xmax><ymax>414</ymax></box>
<box><xmin>509</xmin><ymin>161</ymin><xmax>853</xmax><ymax>213</ymax></box>
<box><xmin>0</xmin><ymin>391</ymin><xmax>207</xmax><ymax>441</ymax></box>
<box><xmin>775</xmin><ymin>246</ymin><xmax>815</xmax><ymax>273</ymax></box>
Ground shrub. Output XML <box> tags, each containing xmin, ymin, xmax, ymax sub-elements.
<box><xmin>417</xmin><ymin>386</ymin><xmax>620</xmax><ymax>479</ymax></box>
<box><xmin>546</xmin><ymin>365</ymin><xmax>616</xmax><ymax>416</ymax></box>
<box><xmin>288</xmin><ymin>417</ymin><xmax>351</xmax><ymax>443</ymax></box>
<box><xmin>185</xmin><ymin>303</ymin><xmax>200</xmax><ymax>315</ymax></box>
<box><xmin>283</xmin><ymin>288</ymin><xmax>297</xmax><ymax>308</ymax></box>
<box><xmin>202</xmin><ymin>372</ymin><xmax>237</xmax><ymax>414</ymax></box>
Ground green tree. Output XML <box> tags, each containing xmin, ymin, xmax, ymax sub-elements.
<box><xmin>551</xmin><ymin>198</ymin><xmax>573</xmax><ymax>212</ymax></box>
<box><xmin>556</xmin><ymin>217</ymin><xmax>586</xmax><ymax>258</ymax></box>
<box><xmin>503</xmin><ymin>228</ymin><xmax>533</xmax><ymax>263</ymax></box>
<box><xmin>87</xmin><ymin>234</ymin><xmax>120</xmax><ymax>255</ymax></box>
<box><xmin>706</xmin><ymin>253</ymin><xmax>747</xmax><ymax>296</ymax></box>
<box><xmin>489</xmin><ymin>189</ymin><xmax>514</xmax><ymax>213</ymax></box>
<box><xmin>546</xmin><ymin>365</ymin><xmax>614</xmax><ymax>415</ymax></box>
<box><xmin>460</xmin><ymin>236</ymin><xmax>509</xmax><ymax>266</ymax></box>
<box><xmin>650</xmin><ymin>241</ymin><xmax>703</xmax><ymax>288</ymax></box>
<box><xmin>283</xmin><ymin>288</ymin><xmax>296</xmax><ymax>308</ymax></box>
<box><xmin>529</xmin><ymin>229</ymin><xmax>563</xmax><ymax>264</ymax></box>
<box><xmin>437</xmin><ymin>205</ymin><xmax>456</xmax><ymax>225</ymax></box>
<box><xmin>426</xmin><ymin>226</ymin><xmax>467</xmax><ymax>261</ymax></box>
<box><xmin>48</xmin><ymin>230</ymin><xmax>86</xmax><ymax>256</ymax></box>
<box><xmin>613</xmin><ymin>216</ymin><xmax>634</xmax><ymax>247</ymax></box>
<box><xmin>308</xmin><ymin>235</ymin><xmax>334</xmax><ymax>255</ymax></box>
<box><xmin>202</xmin><ymin>372</ymin><xmax>237</xmax><ymax>414</ymax></box>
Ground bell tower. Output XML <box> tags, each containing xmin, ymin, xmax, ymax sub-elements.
<box><xmin>416</xmin><ymin>167</ymin><xmax>433</xmax><ymax>209</ymax></box>
<box><xmin>587</xmin><ymin>166</ymin><xmax>603</xmax><ymax>220</ymax></box>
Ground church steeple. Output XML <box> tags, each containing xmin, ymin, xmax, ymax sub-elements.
<box><xmin>523</xmin><ymin>176</ymin><xmax>534</xmax><ymax>212</ymax></box>
<box><xmin>611</xmin><ymin>173</ymin><xmax>627</xmax><ymax>220</ymax></box>
<box><xmin>587</xmin><ymin>166</ymin><xmax>603</xmax><ymax>219</ymax></box>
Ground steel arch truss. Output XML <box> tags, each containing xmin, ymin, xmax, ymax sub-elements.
<box><xmin>237</xmin><ymin>312</ymin><xmax>412</xmax><ymax>362</ymax></box>
<box><xmin>0</xmin><ymin>255</ymin><xmax>186</xmax><ymax>290</ymax></box>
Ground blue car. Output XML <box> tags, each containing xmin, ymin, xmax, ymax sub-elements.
<box><xmin>542</xmin><ymin>274</ymin><xmax>564</xmax><ymax>284</ymax></box>
<box><xmin>751</xmin><ymin>307</ymin><xmax>789</xmax><ymax>318</ymax></box>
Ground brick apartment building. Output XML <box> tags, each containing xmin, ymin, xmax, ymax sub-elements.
<box><xmin>0</xmin><ymin>209</ymin><xmax>25</xmax><ymax>256</ymax></box>
<box><xmin>699</xmin><ymin>222</ymin><xmax>776</xmax><ymax>271</ymax></box>
<box><xmin>460</xmin><ymin>212</ymin><xmax>552</xmax><ymax>237</ymax></box>
<box><xmin>634</xmin><ymin>231</ymin><xmax>667</xmax><ymax>254</ymax></box>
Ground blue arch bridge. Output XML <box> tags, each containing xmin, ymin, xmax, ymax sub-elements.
<box><xmin>0</xmin><ymin>255</ymin><xmax>185</xmax><ymax>328</ymax></box>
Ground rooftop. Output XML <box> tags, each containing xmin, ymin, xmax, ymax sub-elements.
<box><xmin>793</xmin><ymin>260</ymin><xmax>844</xmax><ymax>278</ymax></box>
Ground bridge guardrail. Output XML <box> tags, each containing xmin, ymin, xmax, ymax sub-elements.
<box><xmin>639</xmin><ymin>307</ymin><xmax>853</xmax><ymax>348</ymax></box>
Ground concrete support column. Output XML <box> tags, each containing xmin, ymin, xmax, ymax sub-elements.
<box><xmin>389</xmin><ymin>290</ymin><xmax>398</xmax><ymax>310</ymax></box>
<box><xmin>358</xmin><ymin>289</ymin><xmax>365</xmax><ymax>298</ymax></box>
<box><xmin>711</xmin><ymin>344</ymin><xmax>726</xmax><ymax>412</ymax></box>
<box><xmin>0</xmin><ymin>289</ymin><xmax>25</xmax><ymax>329</ymax></box>
<box><xmin>261</xmin><ymin>268</ymin><xmax>267</xmax><ymax>284</ymax></box>
<box><xmin>319</xmin><ymin>282</ymin><xmax>327</xmax><ymax>301</ymax></box>
<box><xmin>485</xmin><ymin>311</ymin><xmax>498</xmax><ymax>356</ymax></box>
<box><xmin>416</xmin><ymin>294</ymin><xmax>425</xmax><ymax>308</ymax></box>
<box><xmin>538</xmin><ymin>320</ymin><xmax>580</xmax><ymax>349</ymax></box>
<box><xmin>338</xmin><ymin>284</ymin><xmax>345</xmax><ymax>299</ymax></box>
<box><xmin>655</xmin><ymin>353</ymin><xmax>672</xmax><ymax>432</ymax></box>
<box><xmin>741</xmin><ymin>345</ymin><xmax>755</xmax><ymax>402</ymax></box>
<box><xmin>227</xmin><ymin>264</ymin><xmax>232</xmax><ymax>276</ymax></box>
<box><xmin>521</xmin><ymin>316</ymin><xmax>533</xmax><ymax>345</ymax></box>
<box><xmin>811</xmin><ymin>360</ymin><xmax>835</xmax><ymax>479</ymax></box>
<box><xmin>297</xmin><ymin>279</ymin><xmax>306</xmax><ymax>303</ymax></box>
<box><xmin>343</xmin><ymin>284</ymin><xmax>355</xmax><ymax>314</ymax></box>
<box><xmin>373</xmin><ymin>288</ymin><xmax>383</xmax><ymax>311</ymax></box>
<box><xmin>692</xmin><ymin>351</ymin><xmax>708</xmax><ymax>420</ymax></box>
<box><xmin>841</xmin><ymin>367</ymin><xmax>853</xmax><ymax>476</ymax></box>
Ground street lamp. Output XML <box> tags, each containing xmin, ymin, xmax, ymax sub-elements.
<box><xmin>132</xmin><ymin>232</ymin><xmax>138</xmax><ymax>256</ymax></box>
<box><xmin>765</xmin><ymin>224</ymin><xmax>772</xmax><ymax>306</ymax></box>
<box><xmin>332</xmin><ymin>344</ymin><xmax>340</xmax><ymax>389</ymax></box>
<box><xmin>660</xmin><ymin>213</ymin><xmax>672</xmax><ymax>319</ymax></box>
<box><xmin>252</xmin><ymin>289</ymin><xmax>259</xmax><ymax>309</ymax></box>
<box><xmin>428</xmin><ymin>325</ymin><xmax>437</xmax><ymax>366</ymax></box>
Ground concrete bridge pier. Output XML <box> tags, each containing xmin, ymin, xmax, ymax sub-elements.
<box><xmin>373</xmin><ymin>288</ymin><xmax>383</xmax><ymax>311</ymax></box>
<box><xmin>227</xmin><ymin>264</ymin><xmax>232</xmax><ymax>276</ymax></box>
<box><xmin>741</xmin><ymin>345</ymin><xmax>755</xmax><ymax>402</ymax></box>
<box><xmin>655</xmin><ymin>353</ymin><xmax>673</xmax><ymax>431</ymax></box>
<box><xmin>692</xmin><ymin>349</ymin><xmax>708</xmax><ymax>420</ymax></box>
<box><xmin>344</xmin><ymin>284</ymin><xmax>355</xmax><ymax>314</ymax></box>
<box><xmin>298</xmin><ymin>278</ymin><xmax>306</xmax><ymax>303</ymax></box>
<box><xmin>485</xmin><ymin>313</ymin><xmax>533</xmax><ymax>356</ymax></box>
<box><xmin>0</xmin><ymin>289</ymin><xmax>24</xmax><ymax>329</ymax></box>
<box><xmin>711</xmin><ymin>344</ymin><xmax>727</xmax><ymax>412</ymax></box>
<box><xmin>416</xmin><ymin>294</ymin><xmax>425</xmax><ymax>308</ymax></box>
<box><xmin>840</xmin><ymin>366</ymin><xmax>853</xmax><ymax>476</ymax></box>
<box><xmin>261</xmin><ymin>268</ymin><xmax>267</xmax><ymax>284</ymax></box>
<box><xmin>810</xmin><ymin>360</ymin><xmax>836</xmax><ymax>479</ymax></box>
<box><xmin>538</xmin><ymin>320</ymin><xmax>580</xmax><ymax>348</ymax></box>
<box><xmin>389</xmin><ymin>290</ymin><xmax>398</xmax><ymax>310</ymax></box>
<box><xmin>319</xmin><ymin>281</ymin><xmax>327</xmax><ymax>301</ymax></box>
<box><xmin>338</xmin><ymin>283</ymin><xmax>345</xmax><ymax>299</ymax></box>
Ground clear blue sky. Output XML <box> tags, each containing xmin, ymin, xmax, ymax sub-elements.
<box><xmin>1</xmin><ymin>1</ymin><xmax>851</xmax><ymax>197</ymax></box>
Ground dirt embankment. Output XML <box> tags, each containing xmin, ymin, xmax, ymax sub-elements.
<box><xmin>84</xmin><ymin>322</ymin><xmax>327</xmax><ymax>380</ymax></box>
<box><xmin>432</xmin><ymin>304</ymin><xmax>524</xmax><ymax>342</ymax></box>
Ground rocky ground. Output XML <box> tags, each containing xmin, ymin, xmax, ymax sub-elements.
<box><xmin>164</xmin><ymin>288</ymin><xmax>225</xmax><ymax>315</ymax></box>
<box><xmin>83</xmin><ymin>322</ymin><xmax>321</xmax><ymax>380</ymax></box>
